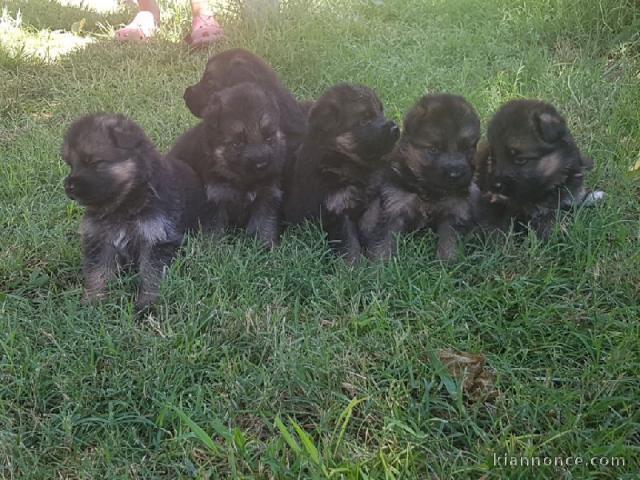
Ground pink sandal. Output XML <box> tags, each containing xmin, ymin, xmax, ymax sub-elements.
<box><xmin>115</xmin><ymin>11</ymin><xmax>157</xmax><ymax>43</ymax></box>
<box><xmin>186</xmin><ymin>15</ymin><xmax>224</xmax><ymax>49</ymax></box>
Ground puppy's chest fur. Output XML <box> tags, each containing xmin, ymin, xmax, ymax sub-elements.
<box><xmin>82</xmin><ymin>213</ymin><xmax>177</xmax><ymax>261</ymax></box>
<box><xmin>320</xmin><ymin>158</ymin><xmax>376</xmax><ymax>217</ymax></box>
<box><xmin>323</xmin><ymin>185</ymin><xmax>369</xmax><ymax>217</ymax></box>
<box><xmin>206</xmin><ymin>182</ymin><xmax>282</xmax><ymax>224</ymax></box>
<box><xmin>381</xmin><ymin>182</ymin><xmax>472</xmax><ymax>229</ymax></box>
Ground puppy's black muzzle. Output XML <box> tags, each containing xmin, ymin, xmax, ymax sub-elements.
<box><xmin>64</xmin><ymin>176</ymin><xmax>80</xmax><ymax>200</ymax></box>
<box><xmin>438</xmin><ymin>155</ymin><xmax>472</xmax><ymax>189</ymax></box>
<box><xmin>360</xmin><ymin>119</ymin><xmax>400</xmax><ymax>160</ymax></box>
<box><xmin>378</xmin><ymin>119</ymin><xmax>400</xmax><ymax>146</ymax></box>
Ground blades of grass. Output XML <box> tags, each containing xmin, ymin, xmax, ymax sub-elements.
<box><xmin>233</xmin><ymin>427</ymin><xmax>247</xmax><ymax>451</ymax></box>
<box><xmin>170</xmin><ymin>405</ymin><xmax>220</xmax><ymax>454</ymax></box>
<box><xmin>427</xmin><ymin>349</ymin><xmax>460</xmax><ymax>400</ymax></box>
<box><xmin>210</xmin><ymin>415</ymin><xmax>233</xmax><ymax>442</ymax></box>
<box><xmin>274</xmin><ymin>415</ymin><xmax>301</xmax><ymax>455</ymax></box>
<box><xmin>289</xmin><ymin>417</ymin><xmax>321</xmax><ymax>465</ymax></box>
<box><xmin>332</xmin><ymin>396</ymin><xmax>368</xmax><ymax>456</ymax></box>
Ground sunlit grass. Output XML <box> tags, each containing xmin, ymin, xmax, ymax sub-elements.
<box><xmin>0</xmin><ymin>7</ymin><xmax>93</xmax><ymax>62</ymax></box>
<box><xmin>1</xmin><ymin>0</ymin><xmax>639</xmax><ymax>478</ymax></box>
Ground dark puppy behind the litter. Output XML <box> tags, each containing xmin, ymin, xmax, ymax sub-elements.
<box><xmin>176</xmin><ymin>82</ymin><xmax>286</xmax><ymax>247</ymax></box>
<box><xmin>182</xmin><ymin>48</ymin><xmax>307</xmax><ymax>146</ymax></box>
<box><xmin>365</xmin><ymin>93</ymin><xmax>481</xmax><ymax>261</ymax></box>
<box><xmin>283</xmin><ymin>83</ymin><xmax>399</xmax><ymax>263</ymax></box>
<box><xmin>472</xmin><ymin>99</ymin><xmax>597</xmax><ymax>239</ymax></box>
<box><xmin>62</xmin><ymin>113</ymin><xmax>205</xmax><ymax>311</ymax></box>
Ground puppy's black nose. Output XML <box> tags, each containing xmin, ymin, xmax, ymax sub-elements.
<box><xmin>64</xmin><ymin>177</ymin><xmax>78</xmax><ymax>199</ymax></box>
<box><xmin>445</xmin><ymin>165</ymin><xmax>468</xmax><ymax>179</ymax></box>
<box><xmin>248</xmin><ymin>155</ymin><xmax>270</xmax><ymax>171</ymax></box>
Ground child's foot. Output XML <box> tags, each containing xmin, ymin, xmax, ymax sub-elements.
<box><xmin>115</xmin><ymin>11</ymin><xmax>157</xmax><ymax>42</ymax></box>
<box><xmin>186</xmin><ymin>15</ymin><xmax>224</xmax><ymax>49</ymax></box>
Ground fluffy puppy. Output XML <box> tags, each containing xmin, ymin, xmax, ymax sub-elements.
<box><xmin>283</xmin><ymin>83</ymin><xmax>399</xmax><ymax>263</ymax></box>
<box><xmin>472</xmin><ymin>99</ymin><xmax>595</xmax><ymax>239</ymax></box>
<box><xmin>176</xmin><ymin>82</ymin><xmax>286</xmax><ymax>247</ymax></box>
<box><xmin>181</xmin><ymin>48</ymin><xmax>307</xmax><ymax>147</ymax></box>
<box><xmin>62</xmin><ymin>114</ymin><xmax>205</xmax><ymax>310</ymax></box>
<box><xmin>365</xmin><ymin>94</ymin><xmax>481</xmax><ymax>261</ymax></box>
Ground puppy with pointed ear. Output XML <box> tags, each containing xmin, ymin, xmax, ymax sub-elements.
<box><xmin>283</xmin><ymin>83</ymin><xmax>399</xmax><ymax>263</ymax></box>
<box><xmin>364</xmin><ymin>94</ymin><xmax>481</xmax><ymax>261</ymax></box>
<box><xmin>472</xmin><ymin>99</ymin><xmax>599</xmax><ymax>239</ymax></box>
<box><xmin>62</xmin><ymin>113</ymin><xmax>205</xmax><ymax>311</ymax></box>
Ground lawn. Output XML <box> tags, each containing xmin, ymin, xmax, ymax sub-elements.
<box><xmin>1</xmin><ymin>0</ymin><xmax>639</xmax><ymax>478</ymax></box>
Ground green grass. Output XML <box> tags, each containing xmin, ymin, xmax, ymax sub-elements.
<box><xmin>1</xmin><ymin>0</ymin><xmax>640</xmax><ymax>478</ymax></box>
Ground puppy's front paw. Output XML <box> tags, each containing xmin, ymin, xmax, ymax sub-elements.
<box><xmin>81</xmin><ymin>289</ymin><xmax>106</xmax><ymax>305</ymax></box>
<box><xmin>581</xmin><ymin>190</ymin><xmax>607</xmax><ymax>208</ymax></box>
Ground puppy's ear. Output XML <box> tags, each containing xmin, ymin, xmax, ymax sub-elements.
<box><xmin>473</xmin><ymin>141</ymin><xmax>494</xmax><ymax>190</ymax></box>
<box><xmin>533</xmin><ymin>111</ymin><xmax>567</xmax><ymax>143</ymax></box>
<box><xmin>403</xmin><ymin>103</ymin><xmax>428</xmax><ymax>137</ymax></box>
<box><xmin>308</xmin><ymin>100</ymin><xmax>339</xmax><ymax>131</ymax></box>
<box><xmin>184</xmin><ymin>84</ymin><xmax>208</xmax><ymax>118</ymax></box>
<box><xmin>579</xmin><ymin>153</ymin><xmax>594</xmax><ymax>170</ymax></box>
<box><xmin>202</xmin><ymin>94</ymin><xmax>223</xmax><ymax>127</ymax></box>
<box><xmin>103</xmin><ymin>118</ymin><xmax>144</xmax><ymax>150</ymax></box>
<box><xmin>472</xmin><ymin>141</ymin><xmax>491</xmax><ymax>170</ymax></box>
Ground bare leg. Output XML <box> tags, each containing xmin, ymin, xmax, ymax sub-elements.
<box><xmin>137</xmin><ymin>0</ymin><xmax>160</xmax><ymax>23</ymax></box>
<box><xmin>187</xmin><ymin>0</ymin><xmax>224</xmax><ymax>47</ymax></box>
<box><xmin>191</xmin><ymin>0</ymin><xmax>214</xmax><ymax>17</ymax></box>
<box><xmin>116</xmin><ymin>0</ymin><xmax>159</xmax><ymax>41</ymax></box>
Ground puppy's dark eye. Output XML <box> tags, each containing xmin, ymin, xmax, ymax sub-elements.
<box><xmin>228</xmin><ymin>136</ymin><xmax>245</xmax><ymax>148</ymax></box>
<box><xmin>359</xmin><ymin>118</ymin><xmax>371</xmax><ymax>127</ymax></box>
<box><xmin>513</xmin><ymin>156</ymin><xmax>529</xmax><ymax>165</ymax></box>
<box><xmin>426</xmin><ymin>145</ymin><xmax>439</xmax><ymax>154</ymax></box>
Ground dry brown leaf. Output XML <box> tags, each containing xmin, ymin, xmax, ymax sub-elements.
<box><xmin>437</xmin><ymin>348</ymin><xmax>497</xmax><ymax>401</ymax></box>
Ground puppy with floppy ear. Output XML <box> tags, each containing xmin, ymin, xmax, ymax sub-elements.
<box><xmin>365</xmin><ymin>94</ymin><xmax>481</xmax><ymax>261</ymax></box>
<box><xmin>179</xmin><ymin>48</ymin><xmax>307</xmax><ymax>152</ymax></box>
<box><xmin>62</xmin><ymin>114</ymin><xmax>205</xmax><ymax>311</ymax></box>
<box><xmin>177</xmin><ymin>82</ymin><xmax>287</xmax><ymax>247</ymax></box>
<box><xmin>472</xmin><ymin>99</ymin><xmax>597</xmax><ymax>239</ymax></box>
<box><xmin>283</xmin><ymin>83</ymin><xmax>399</xmax><ymax>263</ymax></box>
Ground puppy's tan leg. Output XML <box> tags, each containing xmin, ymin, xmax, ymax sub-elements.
<box><xmin>135</xmin><ymin>242</ymin><xmax>177</xmax><ymax>311</ymax></box>
<box><xmin>369</xmin><ymin>215</ymin><xmax>406</xmax><ymax>261</ymax></box>
<box><xmin>81</xmin><ymin>245</ymin><xmax>117</xmax><ymax>304</ymax></box>
<box><xmin>435</xmin><ymin>220</ymin><xmax>459</xmax><ymax>261</ymax></box>
<box><xmin>246</xmin><ymin>188</ymin><xmax>281</xmax><ymax>248</ymax></box>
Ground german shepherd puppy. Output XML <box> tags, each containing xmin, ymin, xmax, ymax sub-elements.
<box><xmin>181</xmin><ymin>48</ymin><xmax>307</xmax><ymax>148</ymax></box>
<box><xmin>283</xmin><ymin>83</ymin><xmax>399</xmax><ymax>263</ymax></box>
<box><xmin>365</xmin><ymin>94</ymin><xmax>481</xmax><ymax>261</ymax></box>
<box><xmin>175</xmin><ymin>82</ymin><xmax>286</xmax><ymax>247</ymax></box>
<box><xmin>62</xmin><ymin>114</ymin><xmax>205</xmax><ymax>310</ymax></box>
<box><xmin>472</xmin><ymin>99</ymin><xmax>595</xmax><ymax>239</ymax></box>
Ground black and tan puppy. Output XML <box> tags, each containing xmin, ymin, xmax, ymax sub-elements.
<box><xmin>283</xmin><ymin>83</ymin><xmax>399</xmax><ymax>263</ymax></box>
<box><xmin>182</xmin><ymin>48</ymin><xmax>307</xmax><ymax>147</ymax></box>
<box><xmin>62</xmin><ymin>114</ymin><xmax>205</xmax><ymax>310</ymax></box>
<box><xmin>177</xmin><ymin>82</ymin><xmax>286</xmax><ymax>247</ymax></box>
<box><xmin>365</xmin><ymin>94</ymin><xmax>481</xmax><ymax>261</ymax></box>
<box><xmin>472</xmin><ymin>99</ymin><xmax>596</xmax><ymax>239</ymax></box>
